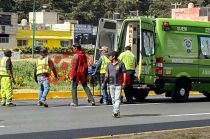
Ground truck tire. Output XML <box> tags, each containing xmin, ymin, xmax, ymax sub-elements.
<box><xmin>133</xmin><ymin>89</ymin><xmax>149</xmax><ymax>101</ymax></box>
<box><xmin>172</xmin><ymin>81</ymin><xmax>190</xmax><ymax>102</ymax></box>
<box><xmin>202</xmin><ymin>91</ymin><xmax>210</xmax><ymax>98</ymax></box>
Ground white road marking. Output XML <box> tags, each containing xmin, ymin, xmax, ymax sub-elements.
<box><xmin>168</xmin><ymin>113</ymin><xmax>210</xmax><ymax>117</ymax></box>
<box><xmin>0</xmin><ymin>125</ymin><xmax>5</xmax><ymax>128</ymax></box>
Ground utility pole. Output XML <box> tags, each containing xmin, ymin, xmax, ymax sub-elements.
<box><xmin>171</xmin><ymin>2</ymin><xmax>182</xmax><ymax>9</ymax></box>
<box><xmin>32</xmin><ymin>0</ymin><xmax>36</xmax><ymax>58</ymax></box>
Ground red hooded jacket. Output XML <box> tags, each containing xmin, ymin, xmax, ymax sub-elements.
<box><xmin>69</xmin><ymin>49</ymin><xmax>88</xmax><ymax>83</ymax></box>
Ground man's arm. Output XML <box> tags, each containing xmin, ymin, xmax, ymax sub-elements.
<box><xmin>121</xmin><ymin>62</ymin><xmax>127</xmax><ymax>88</ymax></box>
<box><xmin>68</xmin><ymin>54</ymin><xmax>78</xmax><ymax>80</ymax></box>
<box><xmin>93</xmin><ymin>56</ymin><xmax>102</xmax><ymax>74</ymax></box>
<box><xmin>48</xmin><ymin>59</ymin><xmax>58</xmax><ymax>78</ymax></box>
<box><xmin>103</xmin><ymin>63</ymin><xmax>109</xmax><ymax>84</ymax></box>
<box><xmin>118</xmin><ymin>52</ymin><xmax>124</xmax><ymax>61</ymax></box>
<box><xmin>6</xmin><ymin>59</ymin><xmax>15</xmax><ymax>84</ymax></box>
<box><xmin>34</xmin><ymin>63</ymin><xmax>38</xmax><ymax>83</ymax></box>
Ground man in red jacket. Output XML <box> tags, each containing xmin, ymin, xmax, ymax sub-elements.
<box><xmin>69</xmin><ymin>43</ymin><xmax>95</xmax><ymax>106</ymax></box>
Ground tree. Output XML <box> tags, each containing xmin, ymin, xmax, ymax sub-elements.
<box><xmin>0</xmin><ymin>0</ymin><xmax>14</xmax><ymax>12</ymax></box>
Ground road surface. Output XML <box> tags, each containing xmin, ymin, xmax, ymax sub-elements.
<box><xmin>0</xmin><ymin>95</ymin><xmax>210</xmax><ymax>139</ymax></box>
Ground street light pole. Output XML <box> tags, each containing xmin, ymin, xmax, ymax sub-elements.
<box><xmin>32</xmin><ymin>0</ymin><xmax>36</xmax><ymax>58</ymax></box>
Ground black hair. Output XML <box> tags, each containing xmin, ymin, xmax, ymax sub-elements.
<box><xmin>109</xmin><ymin>51</ymin><xmax>118</xmax><ymax>59</ymax></box>
<box><xmin>73</xmin><ymin>43</ymin><xmax>81</xmax><ymax>50</ymax></box>
<box><xmin>4</xmin><ymin>49</ymin><xmax>12</xmax><ymax>57</ymax></box>
<box><xmin>125</xmin><ymin>46</ymin><xmax>131</xmax><ymax>51</ymax></box>
<box><xmin>40</xmin><ymin>47</ymin><xmax>48</xmax><ymax>56</ymax></box>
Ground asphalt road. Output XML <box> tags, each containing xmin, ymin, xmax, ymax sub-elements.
<box><xmin>0</xmin><ymin>95</ymin><xmax>210</xmax><ymax>139</ymax></box>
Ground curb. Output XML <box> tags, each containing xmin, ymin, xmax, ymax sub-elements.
<box><xmin>5</xmin><ymin>90</ymin><xmax>201</xmax><ymax>100</ymax></box>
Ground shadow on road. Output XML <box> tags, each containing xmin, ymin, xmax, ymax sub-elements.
<box><xmin>138</xmin><ymin>96</ymin><xmax>210</xmax><ymax>104</ymax></box>
<box><xmin>121</xmin><ymin>113</ymin><xmax>161</xmax><ymax>118</ymax></box>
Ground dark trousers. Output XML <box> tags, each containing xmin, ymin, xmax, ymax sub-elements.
<box><xmin>124</xmin><ymin>70</ymin><xmax>135</xmax><ymax>103</ymax></box>
<box><xmin>72</xmin><ymin>78</ymin><xmax>95</xmax><ymax>105</ymax></box>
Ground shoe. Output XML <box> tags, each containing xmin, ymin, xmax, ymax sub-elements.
<box><xmin>70</xmin><ymin>103</ymin><xmax>78</xmax><ymax>107</ymax></box>
<box><xmin>37</xmin><ymin>101</ymin><xmax>43</xmax><ymax>106</ymax></box>
<box><xmin>6</xmin><ymin>103</ymin><xmax>16</xmax><ymax>107</ymax></box>
<box><xmin>112</xmin><ymin>112</ymin><xmax>120</xmax><ymax>118</ymax></box>
<box><xmin>1</xmin><ymin>103</ymin><xmax>5</xmax><ymax>106</ymax></box>
<box><xmin>103</xmin><ymin>102</ymin><xmax>108</xmax><ymax>105</ymax></box>
<box><xmin>40</xmin><ymin>101</ymin><xmax>48</xmax><ymax>107</ymax></box>
<box><xmin>91</xmin><ymin>102</ymin><xmax>95</xmax><ymax>106</ymax></box>
<box><xmin>87</xmin><ymin>99</ymin><xmax>91</xmax><ymax>103</ymax></box>
<box><xmin>99</xmin><ymin>97</ymin><xmax>103</xmax><ymax>104</ymax></box>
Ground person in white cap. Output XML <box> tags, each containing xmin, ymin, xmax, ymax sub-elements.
<box><xmin>93</xmin><ymin>46</ymin><xmax>110</xmax><ymax>104</ymax></box>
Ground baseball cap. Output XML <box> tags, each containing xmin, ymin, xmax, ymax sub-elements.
<box><xmin>99</xmin><ymin>46</ymin><xmax>108</xmax><ymax>51</ymax></box>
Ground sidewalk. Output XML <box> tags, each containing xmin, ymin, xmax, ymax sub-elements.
<box><xmin>0</xmin><ymin>90</ymin><xmax>200</xmax><ymax>100</ymax></box>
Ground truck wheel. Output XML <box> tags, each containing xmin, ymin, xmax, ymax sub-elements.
<box><xmin>172</xmin><ymin>81</ymin><xmax>190</xmax><ymax>102</ymax></box>
<box><xmin>133</xmin><ymin>89</ymin><xmax>149</xmax><ymax>101</ymax></box>
<box><xmin>202</xmin><ymin>91</ymin><xmax>210</xmax><ymax>98</ymax></box>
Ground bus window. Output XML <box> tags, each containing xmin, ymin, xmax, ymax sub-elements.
<box><xmin>142</xmin><ymin>30</ymin><xmax>154</xmax><ymax>56</ymax></box>
<box><xmin>199</xmin><ymin>36</ymin><xmax>210</xmax><ymax>59</ymax></box>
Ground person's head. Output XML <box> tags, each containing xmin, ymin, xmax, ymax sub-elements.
<box><xmin>125</xmin><ymin>46</ymin><xmax>131</xmax><ymax>51</ymax></box>
<box><xmin>40</xmin><ymin>47</ymin><xmax>48</xmax><ymax>57</ymax></box>
<box><xmin>109</xmin><ymin>51</ymin><xmax>118</xmax><ymax>62</ymax></box>
<box><xmin>99</xmin><ymin>46</ymin><xmax>108</xmax><ymax>54</ymax></box>
<box><xmin>4</xmin><ymin>49</ymin><xmax>12</xmax><ymax>57</ymax></box>
<box><xmin>73</xmin><ymin>43</ymin><xmax>81</xmax><ymax>51</ymax></box>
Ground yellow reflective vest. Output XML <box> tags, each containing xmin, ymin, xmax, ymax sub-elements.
<box><xmin>0</xmin><ymin>57</ymin><xmax>9</xmax><ymax>76</ymax></box>
<box><xmin>100</xmin><ymin>55</ymin><xmax>110</xmax><ymax>74</ymax></box>
<box><xmin>119</xmin><ymin>50</ymin><xmax>136</xmax><ymax>70</ymax></box>
<box><xmin>36</xmin><ymin>56</ymin><xmax>49</xmax><ymax>75</ymax></box>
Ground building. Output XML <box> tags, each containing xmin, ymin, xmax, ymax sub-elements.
<box><xmin>172</xmin><ymin>3</ymin><xmax>210</xmax><ymax>21</ymax></box>
<box><xmin>17</xmin><ymin>23</ymin><xmax>74</xmax><ymax>48</ymax></box>
<box><xmin>29</xmin><ymin>10</ymin><xmax>58</xmax><ymax>24</ymax></box>
<box><xmin>0</xmin><ymin>12</ymin><xmax>18</xmax><ymax>49</ymax></box>
<box><xmin>17</xmin><ymin>11</ymin><xmax>74</xmax><ymax>48</ymax></box>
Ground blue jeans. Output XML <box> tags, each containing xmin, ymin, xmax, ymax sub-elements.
<box><xmin>109</xmin><ymin>85</ymin><xmax>122</xmax><ymax>113</ymax></box>
<box><xmin>100</xmin><ymin>74</ymin><xmax>109</xmax><ymax>103</ymax></box>
<box><xmin>37</xmin><ymin>75</ymin><xmax>50</xmax><ymax>101</ymax></box>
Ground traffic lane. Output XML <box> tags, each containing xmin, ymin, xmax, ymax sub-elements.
<box><xmin>1</xmin><ymin>119</ymin><xmax>210</xmax><ymax>139</ymax></box>
<box><xmin>0</xmin><ymin>95</ymin><xmax>210</xmax><ymax>135</ymax></box>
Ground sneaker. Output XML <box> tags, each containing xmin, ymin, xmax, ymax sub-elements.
<box><xmin>91</xmin><ymin>102</ymin><xmax>96</xmax><ymax>106</ymax></box>
<box><xmin>112</xmin><ymin>112</ymin><xmax>120</xmax><ymax>118</ymax></box>
<box><xmin>70</xmin><ymin>103</ymin><xmax>78</xmax><ymax>107</ymax></box>
<box><xmin>103</xmin><ymin>102</ymin><xmax>108</xmax><ymax>105</ymax></box>
<box><xmin>40</xmin><ymin>101</ymin><xmax>48</xmax><ymax>107</ymax></box>
<box><xmin>99</xmin><ymin>97</ymin><xmax>103</xmax><ymax>104</ymax></box>
<box><xmin>6</xmin><ymin>103</ymin><xmax>16</xmax><ymax>107</ymax></box>
<box><xmin>1</xmin><ymin>103</ymin><xmax>5</xmax><ymax>106</ymax></box>
<box><xmin>37</xmin><ymin>101</ymin><xmax>43</xmax><ymax>106</ymax></box>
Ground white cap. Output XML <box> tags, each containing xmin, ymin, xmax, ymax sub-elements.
<box><xmin>99</xmin><ymin>46</ymin><xmax>108</xmax><ymax>51</ymax></box>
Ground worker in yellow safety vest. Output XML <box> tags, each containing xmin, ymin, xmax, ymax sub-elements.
<box><xmin>34</xmin><ymin>48</ymin><xmax>58</xmax><ymax>107</ymax></box>
<box><xmin>119</xmin><ymin>46</ymin><xmax>136</xmax><ymax>104</ymax></box>
<box><xmin>93</xmin><ymin>46</ymin><xmax>110</xmax><ymax>104</ymax></box>
<box><xmin>0</xmin><ymin>49</ymin><xmax>16</xmax><ymax>107</ymax></box>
